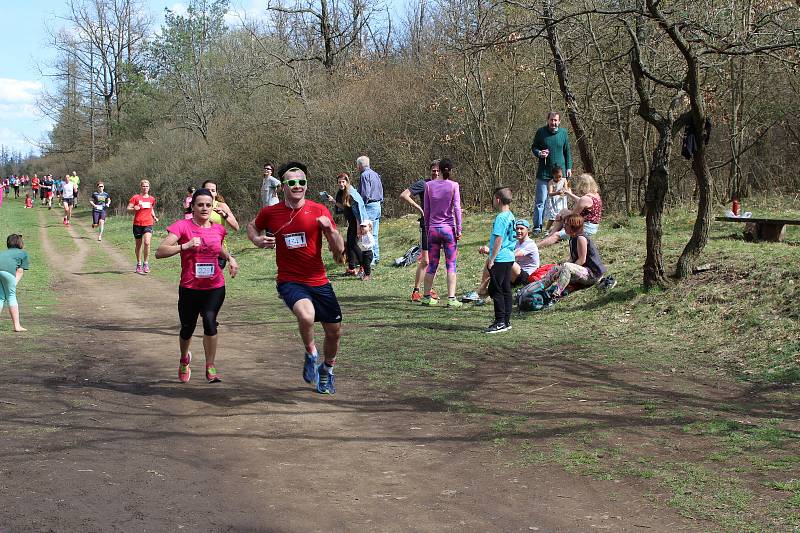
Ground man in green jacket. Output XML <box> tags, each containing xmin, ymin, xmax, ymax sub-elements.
<box><xmin>530</xmin><ymin>111</ymin><xmax>572</xmax><ymax>234</ymax></box>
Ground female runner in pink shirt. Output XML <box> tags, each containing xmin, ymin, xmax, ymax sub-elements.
<box><xmin>155</xmin><ymin>188</ymin><xmax>239</xmax><ymax>383</ymax></box>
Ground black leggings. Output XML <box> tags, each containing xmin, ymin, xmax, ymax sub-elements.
<box><xmin>346</xmin><ymin>223</ymin><xmax>359</xmax><ymax>270</ymax></box>
<box><xmin>178</xmin><ymin>286</ymin><xmax>225</xmax><ymax>340</ymax></box>
<box><xmin>488</xmin><ymin>261</ymin><xmax>514</xmax><ymax>325</ymax></box>
<box><xmin>345</xmin><ymin>223</ymin><xmax>372</xmax><ymax>273</ymax></box>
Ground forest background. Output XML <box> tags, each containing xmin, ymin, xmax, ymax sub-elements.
<box><xmin>2</xmin><ymin>0</ymin><xmax>799</xmax><ymax>287</ymax></box>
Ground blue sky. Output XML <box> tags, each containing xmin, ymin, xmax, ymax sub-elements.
<box><xmin>0</xmin><ymin>0</ymin><xmax>278</xmax><ymax>155</ymax></box>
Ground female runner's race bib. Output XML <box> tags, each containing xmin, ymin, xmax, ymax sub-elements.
<box><xmin>195</xmin><ymin>263</ymin><xmax>215</xmax><ymax>278</ymax></box>
<box><xmin>140</xmin><ymin>201</ymin><xmax>151</xmax><ymax>208</ymax></box>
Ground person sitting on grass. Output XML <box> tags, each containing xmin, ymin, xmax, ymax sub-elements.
<box><xmin>464</xmin><ymin>218</ymin><xmax>540</xmax><ymax>304</ymax></box>
<box><xmin>526</xmin><ymin>214</ymin><xmax>606</xmax><ymax>303</ymax></box>
<box><xmin>538</xmin><ymin>173</ymin><xmax>602</xmax><ymax>248</ymax></box>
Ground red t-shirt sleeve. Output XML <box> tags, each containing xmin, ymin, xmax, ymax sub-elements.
<box><xmin>253</xmin><ymin>207</ymin><xmax>270</xmax><ymax>232</ymax></box>
<box><xmin>316</xmin><ymin>203</ymin><xmax>337</xmax><ymax>231</ymax></box>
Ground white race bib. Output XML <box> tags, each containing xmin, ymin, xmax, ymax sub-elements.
<box><xmin>140</xmin><ymin>201</ymin><xmax>151</xmax><ymax>209</ymax></box>
<box><xmin>284</xmin><ymin>232</ymin><xmax>307</xmax><ymax>249</ymax></box>
<box><xmin>195</xmin><ymin>263</ymin><xmax>215</xmax><ymax>278</ymax></box>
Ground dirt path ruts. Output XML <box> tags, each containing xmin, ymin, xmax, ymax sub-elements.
<box><xmin>0</xmin><ymin>210</ymin><xmax>695</xmax><ymax>532</ymax></box>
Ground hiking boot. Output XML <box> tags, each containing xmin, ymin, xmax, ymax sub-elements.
<box><xmin>410</xmin><ymin>289</ymin><xmax>422</xmax><ymax>302</ymax></box>
<box><xmin>205</xmin><ymin>365</ymin><xmax>221</xmax><ymax>383</ymax></box>
<box><xmin>446</xmin><ymin>298</ymin><xmax>463</xmax><ymax>308</ymax></box>
<box><xmin>485</xmin><ymin>322</ymin><xmax>510</xmax><ymax>334</ymax></box>
<box><xmin>420</xmin><ymin>295</ymin><xmax>438</xmax><ymax>306</ymax></box>
<box><xmin>316</xmin><ymin>364</ymin><xmax>335</xmax><ymax>394</ymax></box>
<box><xmin>178</xmin><ymin>352</ymin><xmax>192</xmax><ymax>383</ymax></box>
<box><xmin>303</xmin><ymin>352</ymin><xmax>319</xmax><ymax>384</ymax></box>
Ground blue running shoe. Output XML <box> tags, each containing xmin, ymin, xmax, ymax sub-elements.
<box><xmin>303</xmin><ymin>352</ymin><xmax>319</xmax><ymax>384</ymax></box>
<box><xmin>316</xmin><ymin>364</ymin><xmax>335</xmax><ymax>394</ymax></box>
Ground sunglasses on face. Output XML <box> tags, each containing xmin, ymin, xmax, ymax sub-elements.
<box><xmin>283</xmin><ymin>179</ymin><xmax>307</xmax><ymax>187</ymax></box>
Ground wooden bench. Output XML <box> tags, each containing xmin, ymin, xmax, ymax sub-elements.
<box><xmin>716</xmin><ymin>216</ymin><xmax>800</xmax><ymax>242</ymax></box>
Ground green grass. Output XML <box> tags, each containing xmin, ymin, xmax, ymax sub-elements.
<box><xmin>9</xmin><ymin>191</ymin><xmax>799</xmax><ymax>531</ymax></box>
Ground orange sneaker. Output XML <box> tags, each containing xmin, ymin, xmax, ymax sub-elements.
<box><xmin>430</xmin><ymin>288</ymin><xmax>439</xmax><ymax>300</ymax></box>
<box><xmin>411</xmin><ymin>289</ymin><xmax>422</xmax><ymax>302</ymax></box>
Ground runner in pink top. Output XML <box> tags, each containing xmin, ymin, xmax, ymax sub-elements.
<box><xmin>155</xmin><ymin>188</ymin><xmax>239</xmax><ymax>384</ymax></box>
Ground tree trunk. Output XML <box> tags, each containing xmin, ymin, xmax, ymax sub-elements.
<box><xmin>676</xmin><ymin>137</ymin><xmax>712</xmax><ymax>277</ymax></box>
<box><xmin>643</xmin><ymin>124</ymin><xmax>672</xmax><ymax>289</ymax></box>
<box><xmin>543</xmin><ymin>0</ymin><xmax>596</xmax><ymax>175</ymax></box>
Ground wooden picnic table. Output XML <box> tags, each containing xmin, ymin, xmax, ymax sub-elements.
<box><xmin>715</xmin><ymin>216</ymin><xmax>800</xmax><ymax>242</ymax></box>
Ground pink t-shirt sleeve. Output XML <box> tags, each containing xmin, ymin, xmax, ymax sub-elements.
<box><xmin>452</xmin><ymin>181</ymin><xmax>462</xmax><ymax>234</ymax></box>
<box><xmin>166</xmin><ymin>219</ymin><xmax>188</xmax><ymax>242</ymax></box>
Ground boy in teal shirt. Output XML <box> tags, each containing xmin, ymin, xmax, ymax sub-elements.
<box><xmin>485</xmin><ymin>187</ymin><xmax>516</xmax><ymax>333</ymax></box>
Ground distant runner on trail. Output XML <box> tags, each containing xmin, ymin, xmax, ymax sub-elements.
<box><xmin>30</xmin><ymin>175</ymin><xmax>40</xmax><ymax>205</ymax></box>
<box><xmin>127</xmin><ymin>179</ymin><xmax>159</xmax><ymax>274</ymax></box>
<box><xmin>247</xmin><ymin>161</ymin><xmax>345</xmax><ymax>395</ymax></box>
<box><xmin>155</xmin><ymin>188</ymin><xmax>238</xmax><ymax>384</ymax></box>
<box><xmin>69</xmin><ymin>171</ymin><xmax>81</xmax><ymax>207</ymax></box>
<box><xmin>61</xmin><ymin>177</ymin><xmax>75</xmax><ymax>225</ymax></box>
<box><xmin>91</xmin><ymin>182</ymin><xmax>111</xmax><ymax>241</ymax></box>
<box><xmin>42</xmin><ymin>175</ymin><xmax>54</xmax><ymax>208</ymax></box>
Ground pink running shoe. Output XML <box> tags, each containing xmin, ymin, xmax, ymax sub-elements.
<box><xmin>205</xmin><ymin>365</ymin><xmax>221</xmax><ymax>383</ymax></box>
<box><xmin>142</xmin><ymin>262</ymin><xmax>150</xmax><ymax>274</ymax></box>
<box><xmin>178</xmin><ymin>352</ymin><xmax>192</xmax><ymax>383</ymax></box>
<box><xmin>135</xmin><ymin>263</ymin><xmax>143</xmax><ymax>274</ymax></box>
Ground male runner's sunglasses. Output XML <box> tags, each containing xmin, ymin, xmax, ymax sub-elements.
<box><xmin>283</xmin><ymin>179</ymin><xmax>307</xmax><ymax>187</ymax></box>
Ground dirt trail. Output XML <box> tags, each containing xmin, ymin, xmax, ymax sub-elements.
<box><xmin>1</xmin><ymin>211</ymin><xmax>695</xmax><ymax>532</ymax></box>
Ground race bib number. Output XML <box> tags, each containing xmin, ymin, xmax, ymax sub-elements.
<box><xmin>140</xmin><ymin>201</ymin><xmax>151</xmax><ymax>208</ymax></box>
<box><xmin>284</xmin><ymin>232</ymin><xmax>307</xmax><ymax>249</ymax></box>
<box><xmin>195</xmin><ymin>263</ymin><xmax>215</xmax><ymax>278</ymax></box>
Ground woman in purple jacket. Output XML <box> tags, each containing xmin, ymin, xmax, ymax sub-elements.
<box><xmin>421</xmin><ymin>159</ymin><xmax>463</xmax><ymax>307</ymax></box>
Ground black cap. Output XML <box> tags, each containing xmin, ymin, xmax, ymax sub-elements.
<box><xmin>277</xmin><ymin>161</ymin><xmax>309</xmax><ymax>181</ymax></box>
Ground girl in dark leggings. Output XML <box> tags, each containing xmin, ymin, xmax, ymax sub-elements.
<box><xmin>155</xmin><ymin>188</ymin><xmax>239</xmax><ymax>383</ymax></box>
<box><xmin>326</xmin><ymin>173</ymin><xmax>367</xmax><ymax>275</ymax></box>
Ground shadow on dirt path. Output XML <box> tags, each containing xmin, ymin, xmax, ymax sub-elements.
<box><xmin>0</xmin><ymin>210</ymin><xmax>698</xmax><ymax>532</ymax></box>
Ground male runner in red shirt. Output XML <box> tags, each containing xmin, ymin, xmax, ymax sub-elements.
<box><xmin>248</xmin><ymin>162</ymin><xmax>345</xmax><ymax>394</ymax></box>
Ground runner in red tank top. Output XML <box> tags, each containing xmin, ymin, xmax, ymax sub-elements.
<box><xmin>247</xmin><ymin>161</ymin><xmax>346</xmax><ymax>395</ymax></box>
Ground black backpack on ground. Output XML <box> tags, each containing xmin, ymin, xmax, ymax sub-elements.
<box><xmin>393</xmin><ymin>245</ymin><xmax>421</xmax><ymax>267</ymax></box>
